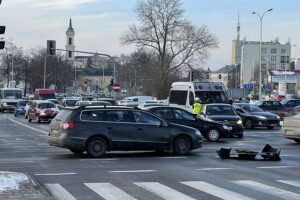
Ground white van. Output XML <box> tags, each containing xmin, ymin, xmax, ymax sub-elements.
<box><xmin>0</xmin><ymin>88</ymin><xmax>23</xmax><ymax>112</ymax></box>
<box><xmin>168</xmin><ymin>82</ymin><xmax>228</xmax><ymax>112</ymax></box>
<box><xmin>119</xmin><ymin>96</ymin><xmax>154</xmax><ymax>107</ymax></box>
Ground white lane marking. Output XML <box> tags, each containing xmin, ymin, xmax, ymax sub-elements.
<box><xmin>9</xmin><ymin>119</ymin><xmax>48</xmax><ymax>134</ymax></box>
<box><xmin>85</xmin><ymin>183</ymin><xmax>137</xmax><ymax>200</ymax></box>
<box><xmin>233</xmin><ymin>180</ymin><xmax>300</xmax><ymax>200</ymax></box>
<box><xmin>135</xmin><ymin>182</ymin><xmax>195</xmax><ymax>200</ymax></box>
<box><xmin>256</xmin><ymin>166</ymin><xmax>292</xmax><ymax>169</ymax></box>
<box><xmin>182</xmin><ymin>181</ymin><xmax>254</xmax><ymax>200</ymax></box>
<box><xmin>45</xmin><ymin>184</ymin><xmax>77</xmax><ymax>200</ymax></box>
<box><xmin>159</xmin><ymin>157</ymin><xmax>188</xmax><ymax>159</ymax></box>
<box><xmin>277</xmin><ymin>180</ymin><xmax>300</xmax><ymax>188</ymax></box>
<box><xmin>80</xmin><ymin>158</ymin><xmax>119</xmax><ymax>161</ymax></box>
<box><xmin>196</xmin><ymin>168</ymin><xmax>233</xmax><ymax>171</ymax></box>
<box><xmin>108</xmin><ymin>170</ymin><xmax>157</xmax><ymax>173</ymax></box>
<box><xmin>35</xmin><ymin>173</ymin><xmax>77</xmax><ymax>176</ymax></box>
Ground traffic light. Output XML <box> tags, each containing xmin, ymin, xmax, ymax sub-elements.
<box><xmin>218</xmin><ymin>74</ymin><xmax>222</xmax><ymax>79</ymax></box>
<box><xmin>47</xmin><ymin>40</ymin><xmax>56</xmax><ymax>55</ymax></box>
<box><xmin>0</xmin><ymin>26</ymin><xmax>5</xmax><ymax>49</ymax></box>
<box><xmin>110</xmin><ymin>78</ymin><xmax>114</xmax><ymax>85</ymax></box>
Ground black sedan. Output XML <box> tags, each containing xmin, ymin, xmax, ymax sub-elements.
<box><xmin>145</xmin><ymin>106</ymin><xmax>230</xmax><ymax>142</ymax></box>
<box><xmin>201</xmin><ymin>104</ymin><xmax>244</xmax><ymax>138</ymax></box>
<box><xmin>233</xmin><ymin>103</ymin><xmax>280</xmax><ymax>129</ymax></box>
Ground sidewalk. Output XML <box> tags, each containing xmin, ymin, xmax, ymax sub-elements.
<box><xmin>0</xmin><ymin>171</ymin><xmax>51</xmax><ymax>200</ymax></box>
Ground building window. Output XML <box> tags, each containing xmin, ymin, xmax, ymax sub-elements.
<box><xmin>261</xmin><ymin>48</ymin><xmax>267</xmax><ymax>54</ymax></box>
<box><xmin>281</xmin><ymin>56</ymin><xmax>286</xmax><ymax>63</ymax></box>
<box><xmin>261</xmin><ymin>56</ymin><xmax>267</xmax><ymax>61</ymax></box>
<box><xmin>271</xmin><ymin>48</ymin><xmax>277</xmax><ymax>54</ymax></box>
<box><xmin>287</xmin><ymin>56</ymin><xmax>290</xmax><ymax>63</ymax></box>
<box><xmin>281</xmin><ymin>49</ymin><xmax>286</xmax><ymax>54</ymax></box>
<box><xmin>69</xmin><ymin>51</ymin><xmax>72</xmax><ymax>58</ymax></box>
<box><xmin>281</xmin><ymin>64</ymin><xmax>286</xmax><ymax>69</ymax></box>
<box><xmin>261</xmin><ymin>63</ymin><xmax>267</xmax><ymax>69</ymax></box>
<box><xmin>271</xmin><ymin>64</ymin><xmax>277</xmax><ymax>69</ymax></box>
<box><xmin>69</xmin><ymin>38</ymin><xmax>72</xmax><ymax>45</ymax></box>
<box><xmin>271</xmin><ymin>56</ymin><xmax>276</xmax><ymax>61</ymax></box>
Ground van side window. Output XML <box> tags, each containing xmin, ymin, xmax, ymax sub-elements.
<box><xmin>189</xmin><ymin>91</ymin><xmax>194</xmax><ymax>105</ymax></box>
<box><xmin>169</xmin><ymin>90</ymin><xmax>187</xmax><ymax>105</ymax></box>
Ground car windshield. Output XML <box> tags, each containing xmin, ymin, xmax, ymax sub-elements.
<box><xmin>18</xmin><ymin>101</ymin><xmax>28</xmax><ymax>106</ymax></box>
<box><xmin>206</xmin><ymin>105</ymin><xmax>236</xmax><ymax>115</ymax></box>
<box><xmin>38</xmin><ymin>103</ymin><xmax>55</xmax><ymax>109</ymax></box>
<box><xmin>4</xmin><ymin>90</ymin><xmax>22</xmax><ymax>99</ymax></box>
<box><xmin>195</xmin><ymin>91</ymin><xmax>228</xmax><ymax>103</ymax></box>
<box><xmin>66</xmin><ymin>100</ymin><xmax>78</xmax><ymax>106</ymax></box>
<box><xmin>238</xmin><ymin>104</ymin><xmax>263</xmax><ymax>112</ymax></box>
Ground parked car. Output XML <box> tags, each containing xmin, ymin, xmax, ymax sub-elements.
<box><xmin>233</xmin><ymin>103</ymin><xmax>280</xmax><ymax>129</ymax></box>
<box><xmin>254</xmin><ymin>100</ymin><xmax>294</xmax><ymax>119</ymax></box>
<box><xmin>14</xmin><ymin>100</ymin><xmax>29</xmax><ymax>117</ymax></box>
<box><xmin>28</xmin><ymin>100</ymin><xmax>59</xmax><ymax>123</ymax></box>
<box><xmin>201</xmin><ymin>104</ymin><xmax>244</xmax><ymax>138</ymax></box>
<box><xmin>281</xmin><ymin>99</ymin><xmax>300</xmax><ymax>108</ymax></box>
<box><xmin>145</xmin><ymin>106</ymin><xmax>230</xmax><ymax>142</ymax></box>
<box><xmin>59</xmin><ymin>98</ymin><xmax>79</xmax><ymax>108</ymax></box>
<box><xmin>282</xmin><ymin>113</ymin><xmax>300</xmax><ymax>143</ymax></box>
<box><xmin>48</xmin><ymin>106</ymin><xmax>203</xmax><ymax>157</ymax></box>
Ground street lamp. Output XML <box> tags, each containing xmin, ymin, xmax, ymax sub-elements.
<box><xmin>252</xmin><ymin>8</ymin><xmax>273</xmax><ymax>100</ymax></box>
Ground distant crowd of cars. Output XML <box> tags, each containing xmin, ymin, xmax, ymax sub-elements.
<box><xmin>6</xmin><ymin>94</ymin><xmax>300</xmax><ymax>157</ymax></box>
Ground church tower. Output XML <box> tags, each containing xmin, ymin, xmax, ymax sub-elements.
<box><xmin>65</xmin><ymin>18</ymin><xmax>75</xmax><ymax>61</ymax></box>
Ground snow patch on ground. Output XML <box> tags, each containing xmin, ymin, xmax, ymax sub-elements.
<box><xmin>0</xmin><ymin>171</ymin><xmax>29</xmax><ymax>191</ymax></box>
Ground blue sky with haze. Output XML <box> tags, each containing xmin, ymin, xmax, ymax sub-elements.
<box><xmin>1</xmin><ymin>0</ymin><xmax>300</xmax><ymax>70</ymax></box>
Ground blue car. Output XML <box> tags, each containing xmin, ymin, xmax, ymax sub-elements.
<box><xmin>14</xmin><ymin>100</ymin><xmax>29</xmax><ymax>117</ymax></box>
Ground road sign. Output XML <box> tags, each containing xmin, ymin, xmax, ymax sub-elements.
<box><xmin>244</xmin><ymin>83</ymin><xmax>253</xmax><ymax>90</ymax></box>
<box><xmin>112</xmin><ymin>84</ymin><xmax>121</xmax><ymax>92</ymax></box>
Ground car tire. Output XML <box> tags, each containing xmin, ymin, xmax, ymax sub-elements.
<box><xmin>294</xmin><ymin>139</ymin><xmax>300</xmax><ymax>144</ymax></box>
<box><xmin>173</xmin><ymin>135</ymin><xmax>191</xmax><ymax>155</ymax></box>
<box><xmin>244</xmin><ymin>118</ymin><xmax>253</xmax><ymax>129</ymax></box>
<box><xmin>69</xmin><ymin>149</ymin><xmax>85</xmax><ymax>155</ymax></box>
<box><xmin>206</xmin><ymin>128</ymin><xmax>220</xmax><ymax>142</ymax></box>
<box><xmin>28</xmin><ymin>116</ymin><xmax>32</xmax><ymax>123</ymax></box>
<box><xmin>86</xmin><ymin>137</ymin><xmax>107</xmax><ymax>158</ymax></box>
<box><xmin>267</xmin><ymin>126</ymin><xmax>274</xmax><ymax>130</ymax></box>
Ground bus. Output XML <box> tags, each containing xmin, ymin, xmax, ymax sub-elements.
<box><xmin>0</xmin><ymin>88</ymin><xmax>23</xmax><ymax>112</ymax></box>
<box><xmin>168</xmin><ymin>82</ymin><xmax>228</xmax><ymax>112</ymax></box>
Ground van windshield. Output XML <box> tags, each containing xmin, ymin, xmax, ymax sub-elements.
<box><xmin>195</xmin><ymin>91</ymin><xmax>227</xmax><ymax>103</ymax></box>
<box><xmin>4</xmin><ymin>90</ymin><xmax>22</xmax><ymax>99</ymax></box>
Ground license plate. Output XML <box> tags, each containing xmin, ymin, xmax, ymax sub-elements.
<box><xmin>271</xmin><ymin>124</ymin><xmax>277</xmax><ymax>126</ymax></box>
<box><xmin>51</xmin><ymin>130</ymin><xmax>58</xmax><ymax>135</ymax></box>
<box><xmin>227</xmin><ymin>126</ymin><xmax>233</xmax><ymax>130</ymax></box>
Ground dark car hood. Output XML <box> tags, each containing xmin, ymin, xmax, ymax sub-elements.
<box><xmin>249</xmin><ymin>112</ymin><xmax>279</xmax><ymax>119</ymax></box>
<box><xmin>207</xmin><ymin>115</ymin><xmax>240</xmax><ymax>122</ymax></box>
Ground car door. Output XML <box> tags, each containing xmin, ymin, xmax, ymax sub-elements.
<box><xmin>171</xmin><ymin>108</ymin><xmax>198</xmax><ymax>128</ymax></box>
<box><xmin>132</xmin><ymin>111</ymin><xmax>170</xmax><ymax>149</ymax></box>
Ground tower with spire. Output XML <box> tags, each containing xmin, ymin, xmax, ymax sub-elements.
<box><xmin>66</xmin><ymin>18</ymin><xmax>75</xmax><ymax>61</ymax></box>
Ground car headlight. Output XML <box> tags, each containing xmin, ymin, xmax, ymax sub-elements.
<box><xmin>276</xmin><ymin>115</ymin><xmax>280</xmax><ymax>119</ymax></box>
<box><xmin>195</xmin><ymin>130</ymin><xmax>202</xmax><ymax>137</ymax></box>
<box><xmin>237</xmin><ymin>119</ymin><xmax>242</xmax><ymax>125</ymax></box>
<box><xmin>40</xmin><ymin>112</ymin><xmax>47</xmax><ymax>116</ymax></box>
<box><xmin>257</xmin><ymin>116</ymin><xmax>267</xmax><ymax>120</ymax></box>
<box><xmin>3</xmin><ymin>103</ymin><xmax>7</xmax><ymax>106</ymax></box>
<box><xmin>223</xmin><ymin>125</ymin><xmax>229</xmax><ymax>130</ymax></box>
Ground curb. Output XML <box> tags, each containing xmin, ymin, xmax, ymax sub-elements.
<box><xmin>28</xmin><ymin>173</ymin><xmax>54</xmax><ymax>200</ymax></box>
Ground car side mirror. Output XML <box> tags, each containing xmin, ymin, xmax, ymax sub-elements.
<box><xmin>57</xmin><ymin>105</ymin><xmax>63</xmax><ymax>110</ymax></box>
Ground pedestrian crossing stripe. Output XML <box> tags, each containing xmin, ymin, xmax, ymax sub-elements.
<box><xmin>45</xmin><ymin>180</ymin><xmax>300</xmax><ymax>200</ymax></box>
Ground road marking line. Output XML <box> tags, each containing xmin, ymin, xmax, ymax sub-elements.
<box><xmin>9</xmin><ymin>119</ymin><xmax>48</xmax><ymax>134</ymax></box>
<box><xmin>85</xmin><ymin>183</ymin><xmax>137</xmax><ymax>200</ymax></box>
<box><xmin>35</xmin><ymin>173</ymin><xmax>77</xmax><ymax>176</ymax></box>
<box><xmin>135</xmin><ymin>182</ymin><xmax>196</xmax><ymax>200</ymax></box>
<box><xmin>256</xmin><ymin>166</ymin><xmax>292</xmax><ymax>169</ymax></box>
<box><xmin>159</xmin><ymin>156</ymin><xmax>188</xmax><ymax>159</ymax></box>
<box><xmin>182</xmin><ymin>181</ymin><xmax>254</xmax><ymax>200</ymax></box>
<box><xmin>45</xmin><ymin>184</ymin><xmax>77</xmax><ymax>200</ymax></box>
<box><xmin>277</xmin><ymin>180</ymin><xmax>300</xmax><ymax>188</ymax></box>
<box><xmin>80</xmin><ymin>158</ymin><xmax>119</xmax><ymax>161</ymax></box>
<box><xmin>108</xmin><ymin>170</ymin><xmax>157</xmax><ymax>173</ymax></box>
<box><xmin>233</xmin><ymin>180</ymin><xmax>300</xmax><ymax>200</ymax></box>
<box><xmin>196</xmin><ymin>168</ymin><xmax>233</xmax><ymax>171</ymax></box>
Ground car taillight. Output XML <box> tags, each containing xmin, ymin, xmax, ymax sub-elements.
<box><xmin>60</xmin><ymin>122</ymin><xmax>73</xmax><ymax>130</ymax></box>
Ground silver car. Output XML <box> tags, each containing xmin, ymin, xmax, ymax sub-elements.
<box><xmin>283</xmin><ymin>113</ymin><xmax>300</xmax><ymax>143</ymax></box>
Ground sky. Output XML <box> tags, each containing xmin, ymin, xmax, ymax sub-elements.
<box><xmin>1</xmin><ymin>0</ymin><xmax>300</xmax><ymax>70</ymax></box>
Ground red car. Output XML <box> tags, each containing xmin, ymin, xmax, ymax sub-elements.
<box><xmin>28</xmin><ymin>100</ymin><xmax>59</xmax><ymax>123</ymax></box>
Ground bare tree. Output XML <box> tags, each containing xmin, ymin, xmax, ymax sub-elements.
<box><xmin>121</xmin><ymin>0</ymin><xmax>218</xmax><ymax>71</ymax></box>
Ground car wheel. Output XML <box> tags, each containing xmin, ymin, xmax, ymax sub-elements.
<box><xmin>244</xmin><ymin>119</ymin><xmax>253</xmax><ymax>129</ymax></box>
<box><xmin>206</xmin><ymin>128</ymin><xmax>220</xmax><ymax>142</ymax></box>
<box><xmin>267</xmin><ymin>126</ymin><xmax>274</xmax><ymax>130</ymax></box>
<box><xmin>173</xmin><ymin>135</ymin><xmax>191</xmax><ymax>155</ymax></box>
<box><xmin>14</xmin><ymin>112</ymin><xmax>17</xmax><ymax>117</ymax></box>
<box><xmin>69</xmin><ymin>149</ymin><xmax>85</xmax><ymax>155</ymax></box>
<box><xmin>294</xmin><ymin>139</ymin><xmax>300</xmax><ymax>144</ymax></box>
<box><xmin>86</xmin><ymin>137</ymin><xmax>107</xmax><ymax>158</ymax></box>
<box><xmin>1</xmin><ymin>107</ymin><xmax>4</xmax><ymax>113</ymax></box>
<box><xmin>28</xmin><ymin>116</ymin><xmax>32</xmax><ymax>123</ymax></box>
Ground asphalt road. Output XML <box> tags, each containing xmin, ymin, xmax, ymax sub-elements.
<box><xmin>0</xmin><ymin>112</ymin><xmax>300</xmax><ymax>200</ymax></box>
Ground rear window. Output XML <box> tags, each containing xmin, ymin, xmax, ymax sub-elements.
<box><xmin>169</xmin><ymin>90</ymin><xmax>187</xmax><ymax>105</ymax></box>
<box><xmin>55</xmin><ymin>110</ymin><xmax>73</xmax><ymax>121</ymax></box>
